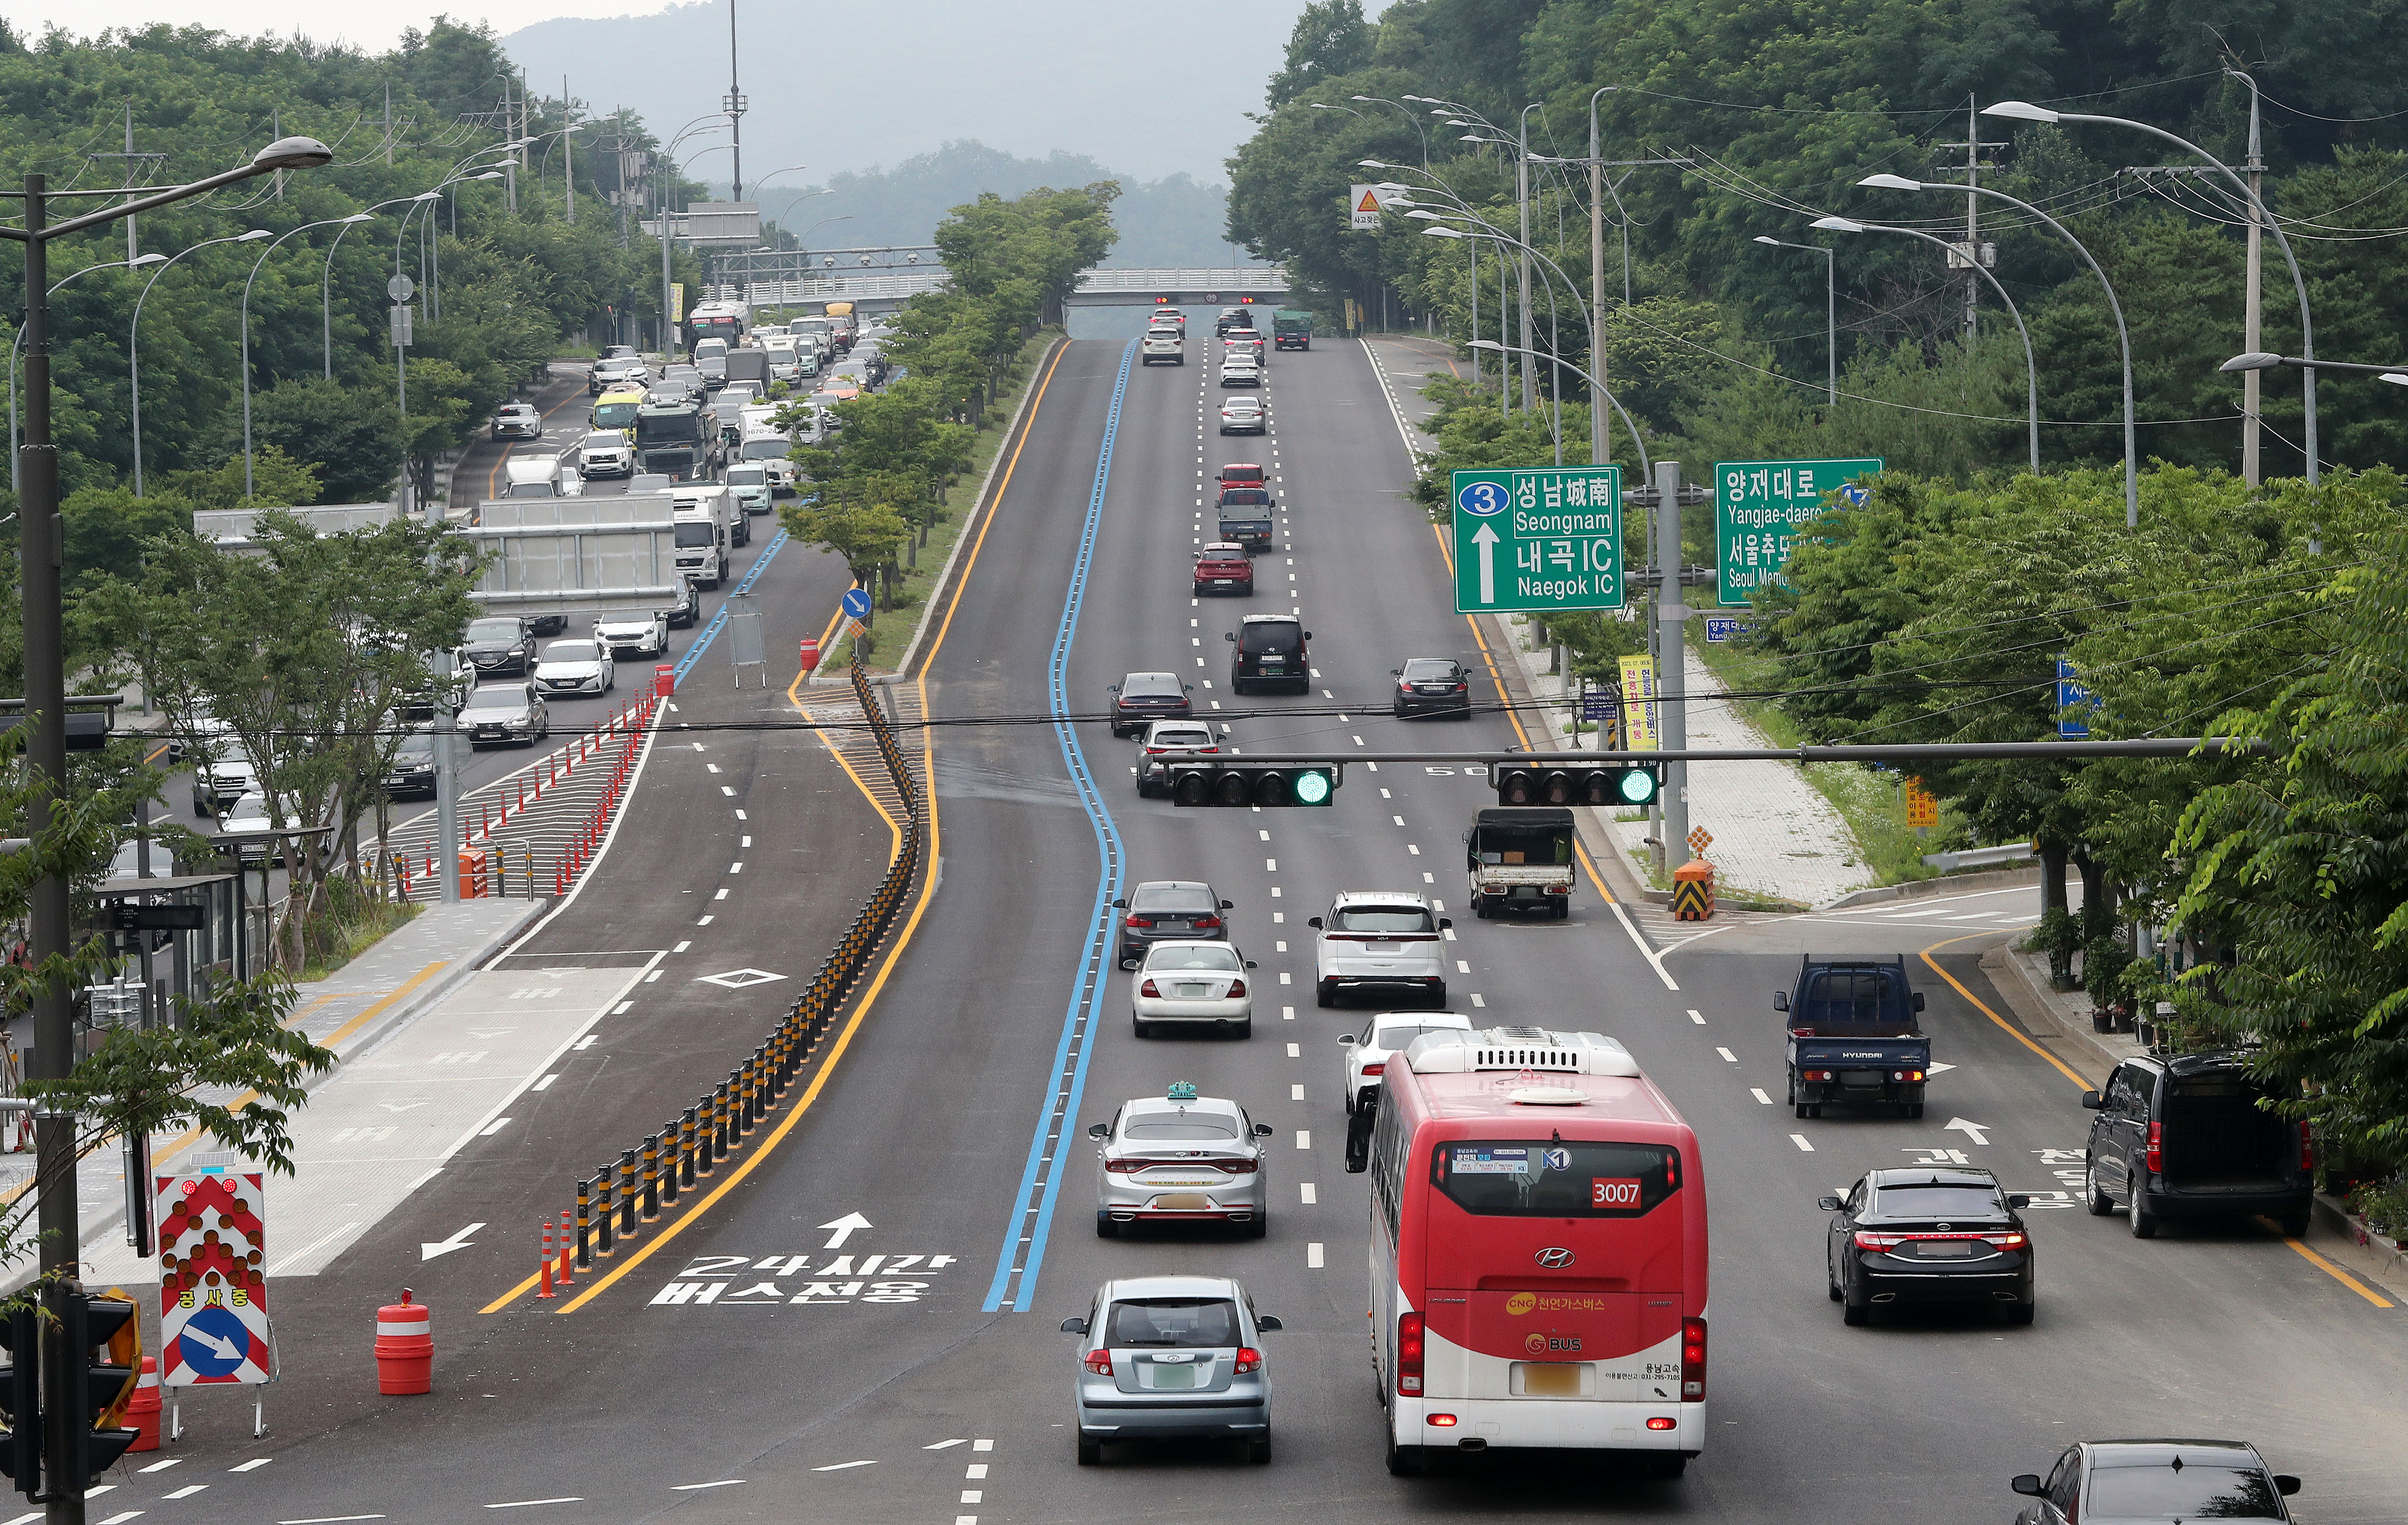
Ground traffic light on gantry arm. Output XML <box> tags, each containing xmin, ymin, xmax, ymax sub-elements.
<box><xmin>1170</xmin><ymin>762</ymin><xmax>1342</xmax><ymax>807</ymax></box>
<box><xmin>1490</xmin><ymin>761</ymin><xmax>1658</xmax><ymax>808</ymax></box>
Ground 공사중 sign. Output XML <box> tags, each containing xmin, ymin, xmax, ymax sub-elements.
<box><xmin>1714</xmin><ymin>457</ymin><xmax>1881</xmax><ymax>606</ymax></box>
<box><xmin>1451</xmin><ymin>468</ymin><xmax>1624</xmax><ymax>614</ymax></box>
<box><xmin>156</xmin><ymin>1167</ymin><xmax>275</xmax><ymax>1386</ymax></box>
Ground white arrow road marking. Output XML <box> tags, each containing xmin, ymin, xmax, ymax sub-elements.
<box><xmin>421</xmin><ymin>1222</ymin><xmax>486</xmax><ymax>1261</ymax></box>
<box><xmin>818</xmin><ymin>1212</ymin><xmax>872</xmax><ymax>1250</ymax></box>
<box><xmin>377</xmin><ymin>1103</ymin><xmax>427</xmax><ymax>1114</ymax></box>
<box><xmin>1471</xmin><ymin>521</ymin><xmax>1500</xmax><ymax>604</ymax></box>
<box><xmin>1944</xmin><ymin>1117</ymin><xmax>1993</xmax><ymax>1147</ymax></box>
<box><xmin>1927</xmin><ymin>1062</ymin><xmax>1957</xmax><ymax>1074</ymax></box>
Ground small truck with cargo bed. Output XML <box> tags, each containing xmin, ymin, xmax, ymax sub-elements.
<box><xmin>1272</xmin><ymin>309</ymin><xmax>1313</xmax><ymax>350</ymax></box>
<box><xmin>1779</xmin><ymin>956</ymin><xmax>1930</xmax><ymax>1119</ymax></box>
<box><xmin>1463</xmin><ymin>806</ymin><xmax>1575</xmax><ymax>919</ymax></box>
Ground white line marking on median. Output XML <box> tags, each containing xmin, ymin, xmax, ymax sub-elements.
<box><xmin>163</xmin><ymin>1486</ymin><xmax>207</xmax><ymax>1500</ymax></box>
<box><xmin>1790</xmin><ymin>1134</ymin><xmax>1815</xmax><ymax>1152</ymax></box>
<box><xmin>1307</xmin><ymin>1242</ymin><xmax>1325</xmax><ymax>1268</ymax></box>
<box><xmin>1301</xmin><ymin>1182</ymin><xmax>1317</xmax><ymax>1204</ymax></box>
<box><xmin>1290</xmin><ymin>1084</ymin><xmax>1304</xmax><ymax>1100</ymax></box>
<box><xmin>482</xmin><ymin>1501</ymin><xmax>583</xmax><ymax>1510</ymax></box>
<box><xmin>923</xmin><ymin>1439</ymin><xmax>966</xmax><ymax>1451</ymax></box>
<box><xmin>478</xmin><ymin>1118</ymin><xmax>512</xmax><ymax>1136</ymax></box>
<box><xmin>1286</xmin><ymin>1043</ymin><xmax>1300</xmax><ymax>1057</ymax></box>
<box><xmin>229</xmin><ymin>1460</ymin><xmax>272</xmax><ymax>1473</ymax></box>
<box><xmin>136</xmin><ymin>1461</ymin><xmax>180</xmax><ymax>1475</ymax></box>
<box><xmin>669</xmin><ymin>1481</ymin><xmax>745</xmax><ymax>1491</ymax></box>
<box><xmin>810</xmin><ymin>1460</ymin><xmax>876</xmax><ymax>1473</ymax></box>
<box><xmin>530</xmin><ymin>1074</ymin><xmax>559</xmax><ymax>1092</ymax></box>
<box><xmin>1296</xmin><ymin>1130</ymin><xmax>1311</xmax><ymax>1149</ymax></box>
<box><xmin>1751</xmin><ymin>1089</ymin><xmax>1773</xmax><ymax>1105</ymax></box>
<box><xmin>1716</xmin><ymin>1047</ymin><xmax>1738</xmax><ymax>1063</ymax></box>
<box><xmin>1688</xmin><ymin>1009</ymin><xmax>1705</xmax><ymax>1024</ymax></box>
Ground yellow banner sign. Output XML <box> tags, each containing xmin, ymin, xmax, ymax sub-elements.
<box><xmin>1618</xmin><ymin>655</ymin><xmax>1659</xmax><ymax>752</ymax></box>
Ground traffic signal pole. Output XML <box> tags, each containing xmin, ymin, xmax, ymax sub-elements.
<box><xmin>1654</xmin><ymin>460</ymin><xmax>1689</xmax><ymax>868</ymax></box>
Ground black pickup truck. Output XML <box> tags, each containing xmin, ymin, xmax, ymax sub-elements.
<box><xmin>1779</xmin><ymin>956</ymin><xmax>1931</xmax><ymax>1119</ymax></box>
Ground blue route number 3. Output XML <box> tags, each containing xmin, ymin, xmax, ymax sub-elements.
<box><xmin>1456</xmin><ymin>479</ymin><xmax>1508</xmax><ymax>517</ymax></box>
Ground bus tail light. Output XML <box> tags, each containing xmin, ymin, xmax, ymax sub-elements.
<box><xmin>2144</xmin><ymin>1121</ymin><xmax>2163</xmax><ymax>1175</ymax></box>
<box><xmin>1234</xmin><ymin>1347</ymin><xmax>1262</xmax><ymax>1374</ymax></box>
<box><xmin>1396</xmin><ymin>1313</ymin><xmax>1425</xmax><ymax>1395</ymax></box>
<box><xmin>1647</xmin><ymin>1416</ymin><xmax>1676</xmax><ymax>1431</ymax></box>
<box><xmin>1426</xmin><ymin>1413</ymin><xmax>1456</xmax><ymax>1427</ymax></box>
<box><xmin>1085</xmin><ymin>1349</ymin><xmax>1113</xmax><ymax>1376</ymax></box>
<box><xmin>1680</xmin><ymin>1317</ymin><xmax>1706</xmax><ymax>1400</ymax></box>
<box><xmin>2300</xmin><ymin>1121</ymin><xmax>2315</xmax><ymax>1173</ymax></box>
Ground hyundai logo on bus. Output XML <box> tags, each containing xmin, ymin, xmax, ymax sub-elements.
<box><xmin>1535</xmin><ymin>1247</ymin><xmax>1575</xmax><ymax>1269</ymax></box>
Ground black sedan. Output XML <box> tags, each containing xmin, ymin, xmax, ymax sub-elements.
<box><xmin>462</xmin><ymin>616</ymin><xmax>537</xmax><ymax>677</ymax></box>
<box><xmin>1108</xmin><ymin>672</ymin><xmax>1194</xmax><ymax>739</ymax></box>
<box><xmin>1822</xmin><ymin>1166</ymin><xmax>2033</xmax><ymax>1326</ymax></box>
<box><xmin>2013</xmin><ymin>1439</ymin><xmax>2299</xmax><ymax>1525</ymax></box>
<box><xmin>1391</xmin><ymin>657</ymin><xmax>1472</xmax><ymax>719</ymax></box>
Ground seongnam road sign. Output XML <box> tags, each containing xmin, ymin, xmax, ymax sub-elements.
<box><xmin>1451</xmin><ymin>467</ymin><xmax>1624</xmax><ymax>615</ymax></box>
<box><xmin>1714</xmin><ymin>457</ymin><xmax>1882</xmax><ymax>606</ymax></box>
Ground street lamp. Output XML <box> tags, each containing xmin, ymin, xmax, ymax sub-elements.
<box><xmin>2221</xmin><ymin>351</ymin><xmax>2408</xmax><ymax>383</ymax></box>
<box><xmin>1423</xmin><ymin>221</ymin><xmax>1593</xmax><ymax>465</ymax></box>
<box><xmin>8</xmin><ymin>251</ymin><xmax>168</xmax><ymax>492</ymax></box>
<box><xmin>1984</xmin><ymin>99</ymin><xmax>2321</xmax><ymax>484</ymax></box>
<box><xmin>245</xmin><ymin>215</ymin><xmax>373</xmax><ymax>498</ymax></box>
<box><xmin>1349</xmin><ymin>95</ymin><xmax>1430</xmax><ymax>168</ymax></box>
<box><xmin>1365</xmin><ymin>159</ymin><xmax>1487</xmax><ymax>394</ymax></box>
<box><xmin>1753</xmin><ymin>235</ymin><xmax>1836</xmax><ymax>407</ymax></box>
<box><xmin>132</xmin><ymin>229</ymin><xmax>273</xmax><ymax>495</ymax></box>
<box><xmin>1859</xmin><ymin>171</ymin><xmax>2138</xmax><ymax>526</ymax></box>
<box><xmin>1814</xmin><ymin>216</ymin><xmax>2039</xmax><ymax>472</ymax></box>
<box><xmin>3</xmin><ymin>131</ymin><xmax>328</xmax><ymax>1483</ymax></box>
<box><xmin>1470</xmin><ymin>338</ymin><xmax>1652</xmax><ymax>482</ymax></box>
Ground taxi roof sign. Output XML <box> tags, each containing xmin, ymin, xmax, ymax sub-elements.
<box><xmin>1167</xmin><ymin>1081</ymin><xmax>1199</xmax><ymax>1101</ymax></box>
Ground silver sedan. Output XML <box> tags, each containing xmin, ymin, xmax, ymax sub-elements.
<box><xmin>1132</xmin><ymin>940</ymin><xmax>1255</xmax><ymax>1038</ymax></box>
<box><xmin>1089</xmin><ymin>1088</ymin><xmax>1274</xmax><ymax>1237</ymax></box>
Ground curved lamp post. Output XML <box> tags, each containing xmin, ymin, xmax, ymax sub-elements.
<box><xmin>1813</xmin><ymin>216</ymin><xmax>2040</xmax><ymax>471</ymax></box>
<box><xmin>1425</xmin><ymin>221</ymin><xmax>1595</xmax><ymax>466</ymax></box>
<box><xmin>1471</xmin><ymin>337</ymin><xmax>1652</xmax><ymax>483</ymax></box>
<box><xmin>9</xmin><ymin>251</ymin><xmax>167</xmax><ymax>492</ymax></box>
<box><xmin>1985</xmin><ymin>100</ymin><xmax>2320</xmax><ymax>484</ymax></box>
<box><xmin>132</xmin><ymin>229</ymin><xmax>271</xmax><ymax>495</ymax></box>
<box><xmin>244</xmin><ymin>214</ymin><xmax>372</xmax><ymax>498</ymax></box>
<box><xmin>1860</xmin><ymin>172</ymin><xmax>2137</xmax><ymax>525</ymax></box>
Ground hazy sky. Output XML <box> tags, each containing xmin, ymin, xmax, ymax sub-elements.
<box><xmin>5</xmin><ymin>1</ymin><xmax>1309</xmax><ymax>186</ymax></box>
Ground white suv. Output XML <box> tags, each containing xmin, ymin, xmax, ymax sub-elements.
<box><xmin>1142</xmin><ymin>330</ymin><xmax>1184</xmax><ymax>366</ymax></box>
<box><xmin>1310</xmin><ymin>892</ymin><xmax>1452</xmax><ymax>1009</ymax></box>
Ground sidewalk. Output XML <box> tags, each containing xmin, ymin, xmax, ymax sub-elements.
<box><xmin>3</xmin><ymin>897</ymin><xmax>543</xmax><ymax>1296</ymax></box>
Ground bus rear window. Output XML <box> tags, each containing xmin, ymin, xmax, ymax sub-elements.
<box><xmin>1432</xmin><ymin>1139</ymin><xmax>1680</xmax><ymax>1218</ymax></box>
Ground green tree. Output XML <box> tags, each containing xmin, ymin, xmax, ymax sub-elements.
<box><xmin>233</xmin><ymin>378</ymin><xmax>406</xmax><ymax>504</ymax></box>
<box><xmin>780</xmin><ymin>498</ymin><xmax>913</xmax><ymax>609</ymax></box>
<box><xmin>1266</xmin><ymin>0</ymin><xmax>1375</xmax><ymax>109</ymax></box>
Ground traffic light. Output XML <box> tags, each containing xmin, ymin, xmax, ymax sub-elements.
<box><xmin>0</xmin><ymin>1305</ymin><xmax>37</xmax><ymax>1499</ymax></box>
<box><xmin>65</xmin><ymin>1292</ymin><xmax>139</xmax><ymax>1490</ymax></box>
<box><xmin>1169</xmin><ymin>761</ymin><xmax>1341</xmax><ymax>807</ymax></box>
<box><xmin>1489</xmin><ymin>761</ymin><xmax>1659</xmax><ymax>808</ymax></box>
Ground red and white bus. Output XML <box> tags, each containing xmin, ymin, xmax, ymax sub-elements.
<box><xmin>1347</xmin><ymin>1025</ymin><xmax>1708</xmax><ymax>1477</ymax></box>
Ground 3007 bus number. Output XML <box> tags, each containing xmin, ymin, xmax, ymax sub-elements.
<box><xmin>1591</xmin><ymin>1177</ymin><xmax>1644</xmax><ymax>1208</ymax></box>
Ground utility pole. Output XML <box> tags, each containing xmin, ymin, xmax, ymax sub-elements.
<box><xmin>1655</xmin><ymin>459</ymin><xmax>1688</xmax><ymax>869</ymax></box>
<box><xmin>1517</xmin><ymin>107</ymin><xmax>1536</xmax><ymax>412</ymax></box>
<box><xmin>91</xmin><ymin>102</ymin><xmax>165</xmax><ymax>265</ymax></box>
<box><xmin>384</xmin><ymin>81</ymin><xmax>393</xmax><ymax>167</ymax></box>
<box><xmin>563</xmin><ymin>77</ymin><xmax>576</xmax><ymax>225</ymax></box>
<box><xmin>2241</xmin><ymin>77</ymin><xmax>2266</xmax><ymax>487</ymax></box>
<box><xmin>726</xmin><ymin>0</ymin><xmax>746</xmax><ymax>202</ymax></box>
<box><xmin>1934</xmin><ymin>97</ymin><xmax>2006</xmax><ymax>343</ymax></box>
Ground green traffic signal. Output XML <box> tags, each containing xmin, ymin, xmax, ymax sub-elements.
<box><xmin>1488</xmin><ymin>761</ymin><xmax>1659</xmax><ymax>808</ymax></box>
<box><xmin>1170</xmin><ymin>762</ymin><xmax>1342</xmax><ymax>807</ymax></box>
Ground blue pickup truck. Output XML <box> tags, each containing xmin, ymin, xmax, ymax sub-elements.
<box><xmin>1778</xmin><ymin>956</ymin><xmax>1930</xmax><ymax>1120</ymax></box>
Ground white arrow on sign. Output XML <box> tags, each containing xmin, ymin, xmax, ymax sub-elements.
<box><xmin>1470</xmin><ymin>522</ymin><xmax>1500</xmax><ymax>605</ymax></box>
<box><xmin>1944</xmin><ymin>1117</ymin><xmax>1992</xmax><ymax>1147</ymax></box>
<box><xmin>421</xmin><ymin>1221</ymin><xmax>486</xmax><ymax>1260</ymax></box>
<box><xmin>182</xmin><ymin>1326</ymin><xmax>243</xmax><ymax>1362</ymax></box>
<box><xmin>818</xmin><ymin>1211</ymin><xmax>872</xmax><ymax>1250</ymax></box>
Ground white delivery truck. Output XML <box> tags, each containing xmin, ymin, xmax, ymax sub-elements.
<box><xmin>737</xmin><ymin>406</ymin><xmax>795</xmax><ymax>493</ymax></box>
<box><xmin>672</xmin><ymin>479</ymin><xmax>746</xmax><ymax>553</ymax></box>
<box><xmin>504</xmin><ymin>454</ymin><xmax>586</xmax><ymax>498</ymax></box>
<box><xmin>672</xmin><ymin>504</ymin><xmax>729</xmax><ymax>589</ymax></box>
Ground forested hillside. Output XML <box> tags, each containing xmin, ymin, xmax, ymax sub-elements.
<box><xmin>1228</xmin><ymin>0</ymin><xmax>2408</xmax><ymax>479</ymax></box>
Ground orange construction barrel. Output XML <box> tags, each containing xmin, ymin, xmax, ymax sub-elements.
<box><xmin>653</xmin><ymin>663</ymin><xmax>676</xmax><ymax>697</ymax></box>
<box><xmin>376</xmin><ymin>1290</ymin><xmax>433</xmax><ymax>1395</ymax></box>
<box><xmin>799</xmin><ymin>636</ymin><xmax>821</xmax><ymax>676</ymax></box>
<box><xmin>456</xmin><ymin>849</ymin><xmax>488</xmax><ymax>900</ymax></box>
<box><xmin>1671</xmin><ymin>859</ymin><xmax>1715</xmax><ymax>921</ymax></box>
<box><xmin>127</xmin><ymin>1357</ymin><xmax>161</xmax><ymax>1451</ymax></box>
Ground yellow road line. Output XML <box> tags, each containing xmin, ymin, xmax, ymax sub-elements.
<box><xmin>1916</xmin><ymin>935</ymin><xmax>2095</xmax><ymax>1089</ymax></box>
<box><xmin>517</xmin><ymin>341</ymin><xmax>1070</xmax><ymax>1315</ymax></box>
<box><xmin>2282</xmin><ymin>1236</ymin><xmax>2394</xmax><ymax>1308</ymax></box>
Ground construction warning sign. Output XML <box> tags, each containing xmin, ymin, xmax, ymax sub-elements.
<box><xmin>156</xmin><ymin>1167</ymin><xmax>276</xmax><ymax>1386</ymax></box>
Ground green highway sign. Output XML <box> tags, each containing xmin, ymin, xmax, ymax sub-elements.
<box><xmin>1451</xmin><ymin>467</ymin><xmax>1624</xmax><ymax>614</ymax></box>
<box><xmin>1714</xmin><ymin>457</ymin><xmax>1882</xmax><ymax>606</ymax></box>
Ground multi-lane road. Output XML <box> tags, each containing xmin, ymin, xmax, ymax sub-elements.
<box><xmin>136</xmin><ymin>330</ymin><xmax>2406</xmax><ymax>1525</ymax></box>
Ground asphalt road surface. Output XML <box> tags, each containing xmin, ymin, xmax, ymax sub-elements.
<box><xmin>133</xmin><ymin>333</ymin><xmax>2406</xmax><ymax>1525</ymax></box>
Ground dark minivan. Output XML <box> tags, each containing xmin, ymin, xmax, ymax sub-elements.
<box><xmin>1226</xmin><ymin>615</ymin><xmax>1310</xmax><ymax>695</ymax></box>
<box><xmin>2082</xmin><ymin>1052</ymin><xmax>2312</xmax><ymax>1238</ymax></box>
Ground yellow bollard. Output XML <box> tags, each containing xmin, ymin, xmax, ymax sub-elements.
<box><xmin>1671</xmin><ymin>859</ymin><xmax>1715</xmax><ymax>921</ymax></box>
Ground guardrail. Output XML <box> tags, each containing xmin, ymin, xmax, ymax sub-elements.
<box><xmin>562</xmin><ymin>657</ymin><xmax>922</xmax><ymax>1273</ymax></box>
<box><xmin>1919</xmin><ymin>841</ymin><xmax>2037</xmax><ymax>871</ymax></box>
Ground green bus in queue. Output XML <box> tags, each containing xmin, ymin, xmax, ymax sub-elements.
<box><xmin>1272</xmin><ymin>310</ymin><xmax>1313</xmax><ymax>351</ymax></box>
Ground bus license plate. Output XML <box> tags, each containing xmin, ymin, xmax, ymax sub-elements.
<box><xmin>1514</xmin><ymin>1362</ymin><xmax>1584</xmax><ymax>1397</ymax></box>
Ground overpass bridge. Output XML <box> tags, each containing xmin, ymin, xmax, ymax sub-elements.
<box><xmin>706</xmin><ymin>262</ymin><xmax>1292</xmax><ymax>314</ymax></box>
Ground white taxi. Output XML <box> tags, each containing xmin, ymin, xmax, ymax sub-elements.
<box><xmin>1088</xmin><ymin>1083</ymin><xmax>1274</xmax><ymax>1236</ymax></box>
